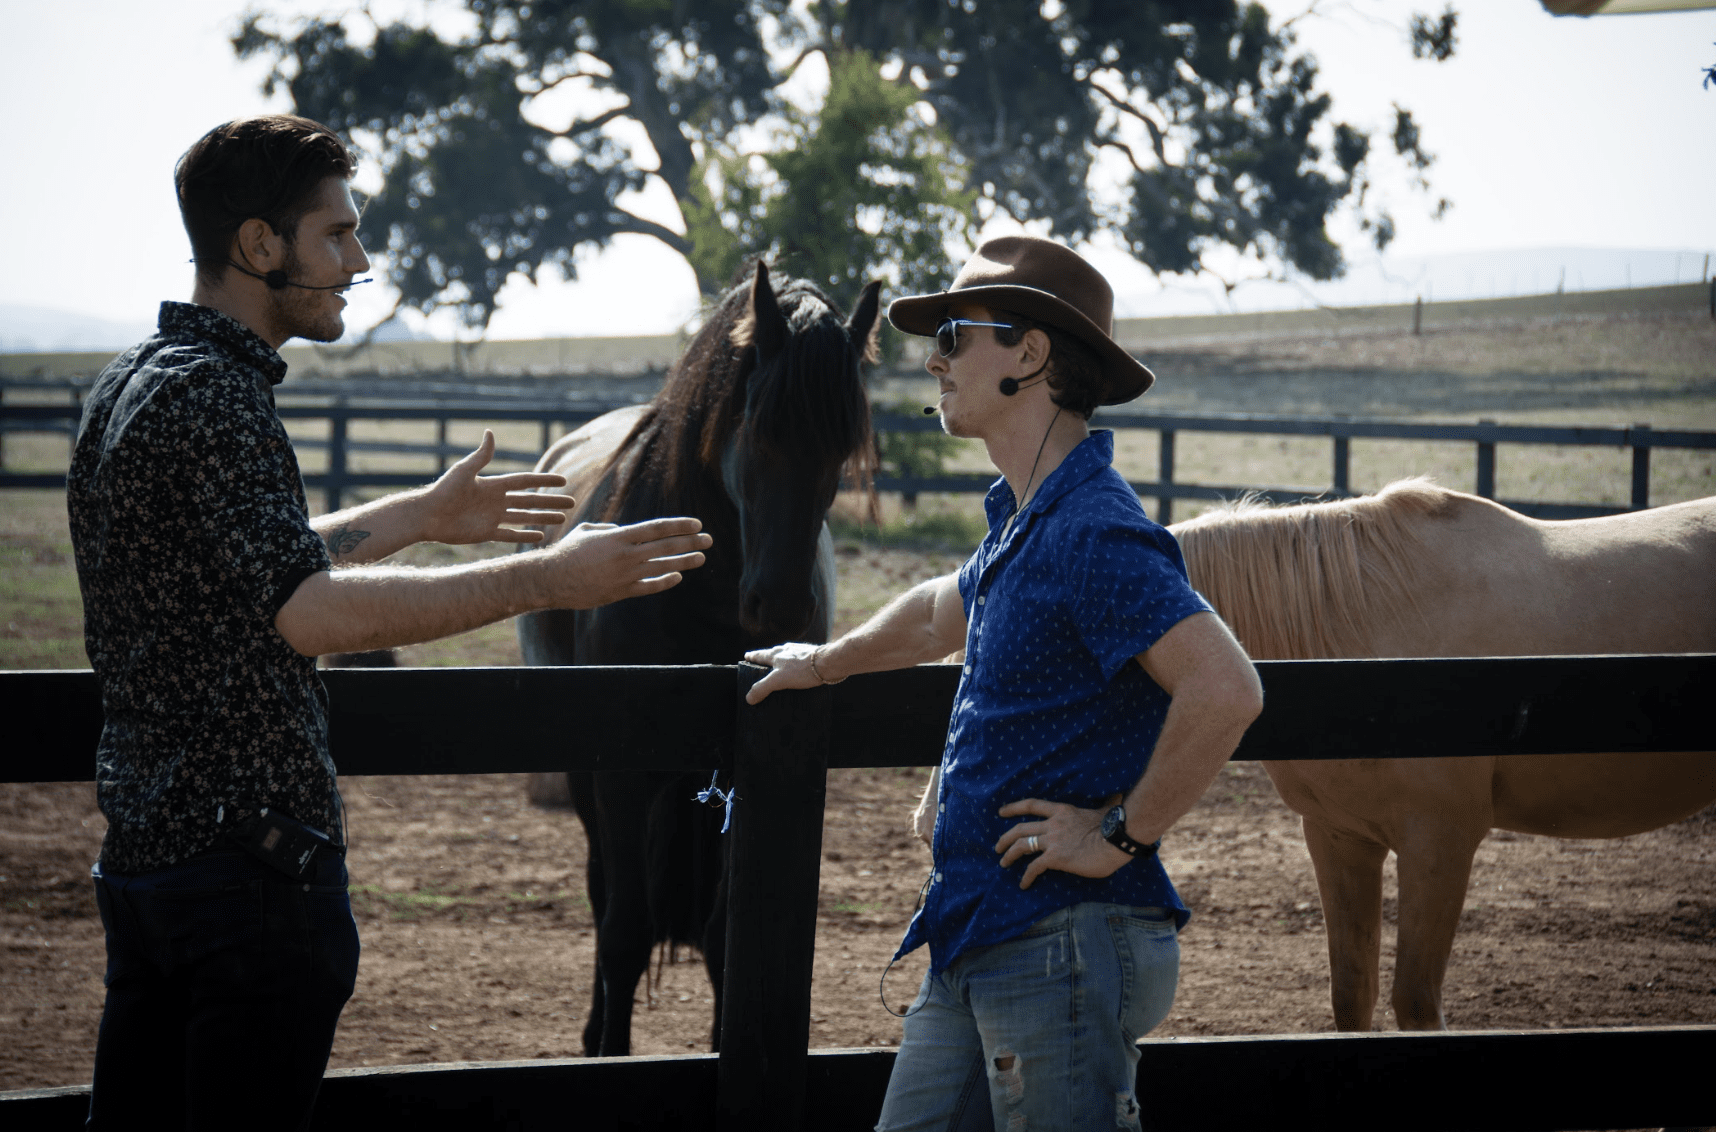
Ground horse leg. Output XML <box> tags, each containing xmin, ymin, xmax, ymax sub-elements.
<box><xmin>590</xmin><ymin>774</ymin><xmax>660</xmax><ymax>1057</ymax></box>
<box><xmin>1389</xmin><ymin>821</ymin><xmax>1485</xmax><ymax>1031</ymax></box>
<box><xmin>1302</xmin><ymin>819</ymin><xmax>1389</xmax><ymax>1032</ymax></box>
<box><xmin>568</xmin><ymin>773</ymin><xmax>607</xmax><ymax>1057</ymax></box>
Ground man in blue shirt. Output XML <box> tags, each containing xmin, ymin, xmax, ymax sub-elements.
<box><xmin>745</xmin><ymin>236</ymin><xmax>1262</xmax><ymax>1131</ymax></box>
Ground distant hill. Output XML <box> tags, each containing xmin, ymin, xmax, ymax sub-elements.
<box><xmin>0</xmin><ymin>306</ymin><xmax>155</xmax><ymax>353</ymax></box>
<box><xmin>5</xmin><ymin>245</ymin><xmax>1710</xmax><ymax>362</ymax></box>
<box><xmin>1102</xmin><ymin>246</ymin><xmax>1715</xmax><ymax>318</ymax></box>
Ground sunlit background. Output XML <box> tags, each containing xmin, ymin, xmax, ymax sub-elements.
<box><xmin>2</xmin><ymin>0</ymin><xmax>1712</xmax><ymax>349</ymax></box>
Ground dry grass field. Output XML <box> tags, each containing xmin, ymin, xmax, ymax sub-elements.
<box><xmin>3</xmin><ymin>307</ymin><xmax>1713</xmax><ymax>1091</ymax></box>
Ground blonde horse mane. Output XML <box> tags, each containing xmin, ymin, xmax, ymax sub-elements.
<box><xmin>1173</xmin><ymin>478</ymin><xmax>1458</xmax><ymax>660</ymax></box>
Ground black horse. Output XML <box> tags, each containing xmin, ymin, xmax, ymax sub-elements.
<box><xmin>517</xmin><ymin>262</ymin><xmax>879</xmax><ymax>1057</ymax></box>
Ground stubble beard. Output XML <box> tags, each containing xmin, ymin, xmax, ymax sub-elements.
<box><xmin>268</xmin><ymin>245</ymin><xmax>346</xmax><ymax>344</ymax></box>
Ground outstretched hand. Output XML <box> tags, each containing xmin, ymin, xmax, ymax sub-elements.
<box><xmin>994</xmin><ymin>794</ymin><xmax>1130</xmax><ymax>890</ymax></box>
<box><xmin>420</xmin><ymin>430</ymin><xmax>579</xmax><ymax>545</ymax></box>
<box><xmin>544</xmin><ymin>516</ymin><xmax>711</xmax><ymax>609</ymax></box>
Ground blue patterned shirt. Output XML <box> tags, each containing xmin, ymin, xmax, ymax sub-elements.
<box><xmin>898</xmin><ymin>430</ymin><xmax>1211</xmax><ymax>974</ymax></box>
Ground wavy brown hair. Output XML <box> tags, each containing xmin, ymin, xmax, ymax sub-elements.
<box><xmin>176</xmin><ymin>115</ymin><xmax>356</xmax><ymax>284</ymax></box>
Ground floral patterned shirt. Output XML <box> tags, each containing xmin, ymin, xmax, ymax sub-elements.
<box><xmin>67</xmin><ymin>302</ymin><xmax>338</xmax><ymax>873</ymax></box>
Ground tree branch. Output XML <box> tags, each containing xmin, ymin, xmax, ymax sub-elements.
<box><xmin>776</xmin><ymin>45</ymin><xmax>825</xmax><ymax>81</ymax></box>
<box><xmin>607</xmin><ymin>209</ymin><xmax>693</xmax><ymax>255</ymax></box>
<box><xmin>518</xmin><ymin>69</ymin><xmax>612</xmax><ymax>96</ymax></box>
<box><xmin>1085</xmin><ymin>78</ymin><xmax>1169</xmax><ymax>166</ymax></box>
<box><xmin>1100</xmin><ymin>139</ymin><xmax>1150</xmax><ymax>177</ymax></box>
<box><xmin>547</xmin><ymin>105</ymin><xmax>630</xmax><ymax>139</ymax></box>
<box><xmin>1275</xmin><ymin>0</ymin><xmax>1330</xmax><ymax>35</ymax></box>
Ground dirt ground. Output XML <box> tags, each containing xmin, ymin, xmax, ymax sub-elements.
<box><xmin>4</xmin><ymin>310</ymin><xmax>1714</xmax><ymax>1092</ymax></box>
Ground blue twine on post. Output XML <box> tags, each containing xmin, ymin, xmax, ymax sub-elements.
<box><xmin>696</xmin><ymin>771</ymin><xmax>736</xmax><ymax>834</ymax></box>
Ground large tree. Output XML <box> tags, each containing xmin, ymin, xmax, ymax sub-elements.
<box><xmin>237</xmin><ymin>1</ymin><xmax>1450</xmax><ymax>329</ymax></box>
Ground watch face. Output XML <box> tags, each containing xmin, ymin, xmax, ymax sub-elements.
<box><xmin>1101</xmin><ymin>805</ymin><xmax>1123</xmax><ymax>840</ymax></box>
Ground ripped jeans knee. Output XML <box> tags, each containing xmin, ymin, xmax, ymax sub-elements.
<box><xmin>991</xmin><ymin>1049</ymin><xmax>1025</xmax><ymax>1116</ymax></box>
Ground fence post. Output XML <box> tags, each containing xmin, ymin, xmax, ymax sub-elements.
<box><xmin>71</xmin><ymin>382</ymin><xmax>85</xmax><ymax>468</ymax></box>
<box><xmin>1332</xmin><ymin>432</ymin><xmax>1350</xmax><ymax>496</ymax></box>
<box><xmin>1475</xmin><ymin>419</ymin><xmax>1496</xmax><ymax>500</ymax></box>
<box><xmin>1630</xmin><ymin>423</ymin><xmax>1652</xmax><ymax>511</ymax></box>
<box><xmin>437</xmin><ymin>417</ymin><xmax>449</xmax><ymax>473</ymax></box>
<box><xmin>1157</xmin><ymin>428</ymin><xmax>1176</xmax><ymax>525</ymax></box>
<box><xmin>719</xmin><ymin>666</ymin><xmax>830</xmax><ymax>1132</ymax></box>
<box><xmin>326</xmin><ymin>403</ymin><xmax>348</xmax><ymax>514</ymax></box>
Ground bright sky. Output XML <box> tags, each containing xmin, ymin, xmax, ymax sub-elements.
<box><xmin>2</xmin><ymin>0</ymin><xmax>1712</xmax><ymax>341</ymax></box>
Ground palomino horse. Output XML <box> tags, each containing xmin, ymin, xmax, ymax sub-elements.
<box><xmin>1171</xmin><ymin>479</ymin><xmax>1716</xmax><ymax>1031</ymax></box>
<box><xmin>518</xmin><ymin>262</ymin><xmax>879</xmax><ymax>1056</ymax></box>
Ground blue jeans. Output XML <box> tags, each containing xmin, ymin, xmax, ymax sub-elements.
<box><xmin>87</xmin><ymin>848</ymin><xmax>359</xmax><ymax>1131</ymax></box>
<box><xmin>876</xmin><ymin>903</ymin><xmax>1180</xmax><ymax>1132</ymax></box>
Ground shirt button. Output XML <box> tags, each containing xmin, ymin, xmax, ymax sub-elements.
<box><xmin>962</xmin><ymin>665</ymin><xmax>971</xmax><ymax>675</ymax></box>
<box><xmin>977</xmin><ymin>595</ymin><xmax>985</xmax><ymax>605</ymax></box>
<box><xmin>938</xmin><ymin>803</ymin><xmax>945</xmax><ymax>812</ymax></box>
<box><xmin>934</xmin><ymin>872</ymin><xmax>943</xmax><ymax>883</ymax></box>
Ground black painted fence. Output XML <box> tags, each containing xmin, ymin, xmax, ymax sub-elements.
<box><xmin>7</xmin><ymin>379</ymin><xmax>1715</xmax><ymax>519</ymax></box>
<box><xmin>3</xmin><ymin>656</ymin><xmax>1713</xmax><ymax>1130</ymax></box>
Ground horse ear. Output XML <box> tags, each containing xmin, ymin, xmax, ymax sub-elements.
<box><xmin>847</xmin><ymin>280</ymin><xmax>882</xmax><ymax>366</ymax></box>
<box><xmin>742</xmin><ymin>260</ymin><xmax>788</xmax><ymax>360</ymax></box>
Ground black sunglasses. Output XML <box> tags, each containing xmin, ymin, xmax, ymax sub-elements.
<box><xmin>934</xmin><ymin>318</ymin><xmax>1014</xmax><ymax>358</ymax></box>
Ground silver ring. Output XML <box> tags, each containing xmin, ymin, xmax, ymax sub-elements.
<box><xmin>1027</xmin><ymin>835</ymin><xmax>1041</xmax><ymax>854</ymax></box>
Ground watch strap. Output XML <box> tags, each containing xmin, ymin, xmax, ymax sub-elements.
<box><xmin>1103</xmin><ymin>804</ymin><xmax>1160</xmax><ymax>859</ymax></box>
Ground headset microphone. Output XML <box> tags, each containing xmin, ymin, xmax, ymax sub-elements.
<box><xmin>224</xmin><ymin>261</ymin><xmax>373</xmax><ymax>292</ymax></box>
<box><xmin>922</xmin><ymin>405</ymin><xmax>938</xmax><ymax>416</ymax></box>
<box><xmin>998</xmin><ymin>357</ymin><xmax>1052</xmax><ymax>397</ymax></box>
<box><xmin>998</xmin><ymin>373</ymin><xmax>1049</xmax><ymax>397</ymax></box>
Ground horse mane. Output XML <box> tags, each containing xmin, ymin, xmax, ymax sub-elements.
<box><xmin>598</xmin><ymin>268</ymin><xmax>876</xmax><ymax>520</ymax></box>
<box><xmin>1172</xmin><ymin>478</ymin><xmax>1458</xmax><ymax>659</ymax></box>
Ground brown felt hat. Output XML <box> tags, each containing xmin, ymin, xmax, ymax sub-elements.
<box><xmin>888</xmin><ymin>235</ymin><xmax>1154</xmax><ymax>404</ymax></box>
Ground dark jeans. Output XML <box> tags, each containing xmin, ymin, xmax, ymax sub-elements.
<box><xmin>87</xmin><ymin>848</ymin><xmax>360</xmax><ymax>1131</ymax></box>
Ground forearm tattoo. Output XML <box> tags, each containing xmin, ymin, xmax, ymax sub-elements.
<box><xmin>325</xmin><ymin>526</ymin><xmax>371</xmax><ymax>558</ymax></box>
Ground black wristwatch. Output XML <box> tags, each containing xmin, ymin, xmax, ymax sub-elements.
<box><xmin>1100</xmin><ymin>804</ymin><xmax>1160</xmax><ymax>859</ymax></box>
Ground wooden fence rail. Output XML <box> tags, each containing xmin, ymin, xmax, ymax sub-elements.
<box><xmin>6</xmin><ymin>383</ymin><xmax>1715</xmax><ymax>519</ymax></box>
<box><xmin>8</xmin><ymin>1027</ymin><xmax>1716</xmax><ymax>1132</ymax></box>
<box><xmin>3</xmin><ymin>656</ymin><xmax>1713</xmax><ymax>1130</ymax></box>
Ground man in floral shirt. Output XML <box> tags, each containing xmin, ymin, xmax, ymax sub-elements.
<box><xmin>69</xmin><ymin>115</ymin><xmax>711</xmax><ymax>1129</ymax></box>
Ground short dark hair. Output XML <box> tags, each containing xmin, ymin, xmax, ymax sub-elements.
<box><xmin>993</xmin><ymin>313</ymin><xmax>1106</xmax><ymax>419</ymax></box>
<box><xmin>175</xmin><ymin>115</ymin><xmax>356</xmax><ymax>283</ymax></box>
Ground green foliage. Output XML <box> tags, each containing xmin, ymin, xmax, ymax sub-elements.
<box><xmin>235</xmin><ymin>1</ymin><xmax>1458</xmax><ymax>326</ymax></box>
<box><xmin>1410</xmin><ymin>7</ymin><xmax>1459</xmax><ymax>63</ymax></box>
<box><xmin>689</xmin><ymin>50</ymin><xmax>974</xmax><ymax>298</ymax></box>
